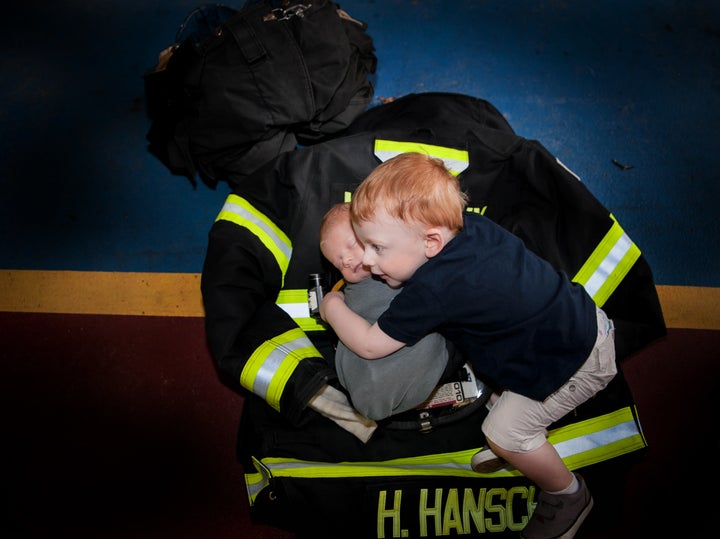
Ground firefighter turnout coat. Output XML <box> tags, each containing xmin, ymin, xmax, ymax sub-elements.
<box><xmin>200</xmin><ymin>92</ymin><xmax>666</xmax><ymax>426</ymax></box>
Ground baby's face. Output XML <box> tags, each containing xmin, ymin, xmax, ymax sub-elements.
<box><xmin>321</xmin><ymin>220</ymin><xmax>372</xmax><ymax>284</ymax></box>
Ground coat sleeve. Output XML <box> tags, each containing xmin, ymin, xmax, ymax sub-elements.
<box><xmin>200</xmin><ymin>193</ymin><xmax>335</xmax><ymax>425</ymax></box>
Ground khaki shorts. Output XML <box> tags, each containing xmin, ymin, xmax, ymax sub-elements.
<box><xmin>481</xmin><ymin>307</ymin><xmax>617</xmax><ymax>453</ymax></box>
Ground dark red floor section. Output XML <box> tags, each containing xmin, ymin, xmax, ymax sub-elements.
<box><xmin>2</xmin><ymin>312</ymin><xmax>717</xmax><ymax>538</ymax></box>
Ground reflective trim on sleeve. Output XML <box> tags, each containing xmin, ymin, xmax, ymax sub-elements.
<box><xmin>573</xmin><ymin>215</ymin><xmax>641</xmax><ymax>307</ymax></box>
<box><xmin>240</xmin><ymin>328</ymin><xmax>321</xmax><ymax>412</ymax></box>
<box><xmin>215</xmin><ymin>194</ymin><xmax>292</xmax><ymax>285</ymax></box>
<box><xmin>547</xmin><ymin>406</ymin><xmax>647</xmax><ymax>470</ymax></box>
<box><xmin>276</xmin><ymin>289</ymin><xmax>310</xmax><ymax>319</ymax></box>
<box><xmin>276</xmin><ymin>289</ymin><xmax>327</xmax><ymax>332</ymax></box>
<box><xmin>374</xmin><ymin>139</ymin><xmax>469</xmax><ymax>176</ymax></box>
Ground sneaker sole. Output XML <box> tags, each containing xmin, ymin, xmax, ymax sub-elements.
<box><xmin>558</xmin><ymin>495</ymin><xmax>593</xmax><ymax>539</ymax></box>
<box><xmin>521</xmin><ymin>496</ymin><xmax>594</xmax><ymax>539</ymax></box>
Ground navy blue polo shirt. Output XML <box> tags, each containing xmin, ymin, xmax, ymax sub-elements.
<box><xmin>377</xmin><ymin>213</ymin><xmax>598</xmax><ymax>401</ymax></box>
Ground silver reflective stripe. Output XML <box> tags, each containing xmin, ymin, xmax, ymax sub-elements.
<box><xmin>552</xmin><ymin>156</ymin><xmax>642</xmax><ymax>307</ymax></box>
<box><xmin>277</xmin><ymin>297</ymin><xmax>310</xmax><ymax>319</ymax></box>
<box><xmin>554</xmin><ymin>419</ymin><xmax>640</xmax><ymax>459</ymax></box>
<box><xmin>240</xmin><ymin>329</ymin><xmax>320</xmax><ymax>411</ymax></box>
<box><xmin>573</xmin><ymin>216</ymin><xmax>641</xmax><ymax>307</ymax></box>
<box><xmin>253</xmin><ymin>347</ymin><xmax>291</xmax><ymax>398</ymax></box>
<box><xmin>583</xmin><ymin>232</ymin><xmax>633</xmax><ymax>299</ymax></box>
<box><xmin>251</xmin><ymin>334</ymin><xmax>315</xmax><ymax>399</ymax></box>
<box><xmin>275</xmin><ymin>289</ymin><xmax>327</xmax><ymax>332</ymax></box>
<box><xmin>556</xmin><ymin>157</ymin><xmax>582</xmax><ymax>182</ymax></box>
<box><xmin>245</xmin><ymin>457</ymin><xmax>271</xmax><ymax>506</ymax></box>
<box><xmin>216</xmin><ymin>194</ymin><xmax>292</xmax><ymax>282</ymax></box>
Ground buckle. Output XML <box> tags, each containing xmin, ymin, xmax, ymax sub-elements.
<box><xmin>264</xmin><ymin>3</ymin><xmax>312</xmax><ymax>22</ymax></box>
<box><xmin>383</xmin><ymin>363</ymin><xmax>491</xmax><ymax>432</ymax></box>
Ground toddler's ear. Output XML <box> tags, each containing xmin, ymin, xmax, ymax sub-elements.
<box><xmin>424</xmin><ymin>227</ymin><xmax>446</xmax><ymax>258</ymax></box>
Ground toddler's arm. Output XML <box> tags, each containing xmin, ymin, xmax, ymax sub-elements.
<box><xmin>320</xmin><ymin>291</ymin><xmax>405</xmax><ymax>359</ymax></box>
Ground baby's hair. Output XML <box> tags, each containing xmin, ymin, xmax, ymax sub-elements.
<box><xmin>319</xmin><ymin>202</ymin><xmax>351</xmax><ymax>244</ymax></box>
<box><xmin>351</xmin><ymin>153</ymin><xmax>467</xmax><ymax>232</ymax></box>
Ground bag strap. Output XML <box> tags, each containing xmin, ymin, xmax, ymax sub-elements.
<box><xmin>227</xmin><ymin>10</ymin><xmax>267</xmax><ymax>64</ymax></box>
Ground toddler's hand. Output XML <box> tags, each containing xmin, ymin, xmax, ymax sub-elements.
<box><xmin>319</xmin><ymin>290</ymin><xmax>344</xmax><ymax>322</ymax></box>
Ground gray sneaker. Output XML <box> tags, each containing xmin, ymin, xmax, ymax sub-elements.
<box><xmin>520</xmin><ymin>474</ymin><xmax>593</xmax><ymax>539</ymax></box>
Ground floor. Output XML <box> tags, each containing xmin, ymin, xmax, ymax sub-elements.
<box><xmin>1</xmin><ymin>1</ymin><xmax>719</xmax><ymax>538</ymax></box>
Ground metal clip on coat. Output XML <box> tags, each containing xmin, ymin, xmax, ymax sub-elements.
<box><xmin>265</xmin><ymin>3</ymin><xmax>312</xmax><ymax>22</ymax></box>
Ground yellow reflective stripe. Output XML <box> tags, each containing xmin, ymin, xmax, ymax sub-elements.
<box><xmin>215</xmin><ymin>194</ymin><xmax>292</xmax><ymax>285</ymax></box>
<box><xmin>375</xmin><ymin>139</ymin><xmax>469</xmax><ymax>176</ymax></box>
<box><xmin>295</xmin><ymin>317</ymin><xmax>327</xmax><ymax>332</ymax></box>
<box><xmin>573</xmin><ymin>215</ymin><xmax>641</xmax><ymax>307</ymax></box>
<box><xmin>245</xmin><ymin>457</ymin><xmax>271</xmax><ymax>507</ymax></box>
<box><xmin>251</xmin><ymin>406</ymin><xmax>644</xmax><ymax>480</ymax></box>
<box><xmin>258</xmin><ymin>451</ymin><xmax>479</xmax><ymax>479</ymax></box>
<box><xmin>547</xmin><ymin>407</ymin><xmax>646</xmax><ymax>469</ymax></box>
<box><xmin>276</xmin><ymin>289</ymin><xmax>309</xmax><ymax>319</ymax></box>
<box><xmin>276</xmin><ymin>289</ymin><xmax>327</xmax><ymax>332</ymax></box>
<box><xmin>240</xmin><ymin>328</ymin><xmax>321</xmax><ymax>412</ymax></box>
<box><xmin>245</xmin><ymin>472</ymin><xmax>264</xmax><ymax>506</ymax></box>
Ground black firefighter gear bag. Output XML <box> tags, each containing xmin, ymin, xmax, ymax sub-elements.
<box><xmin>144</xmin><ymin>0</ymin><xmax>377</xmax><ymax>189</ymax></box>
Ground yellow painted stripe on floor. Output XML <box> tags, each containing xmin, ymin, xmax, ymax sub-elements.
<box><xmin>0</xmin><ymin>270</ymin><xmax>204</xmax><ymax>317</ymax></box>
<box><xmin>0</xmin><ymin>270</ymin><xmax>718</xmax><ymax>329</ymax></box>
<box><xmin>655</xmin><ymin>285</ymin><xmax>719</xmax><ymax>330</ymax></box>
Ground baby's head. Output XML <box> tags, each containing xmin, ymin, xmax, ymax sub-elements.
<box><xmin>320</xmin><ymin>203</ymin><xmax>372</xmax><ymax>284</ymax></box>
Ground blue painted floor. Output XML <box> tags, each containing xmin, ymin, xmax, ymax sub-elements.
<box><xmin>1</xmin><ymin>0</ymin><xmax>719</xmax><ymax>286</ymax></box>
<box><xmin>2</xmin><ymin>4</ymin><xmax>719</xmax><ymax>538</ymax></box>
